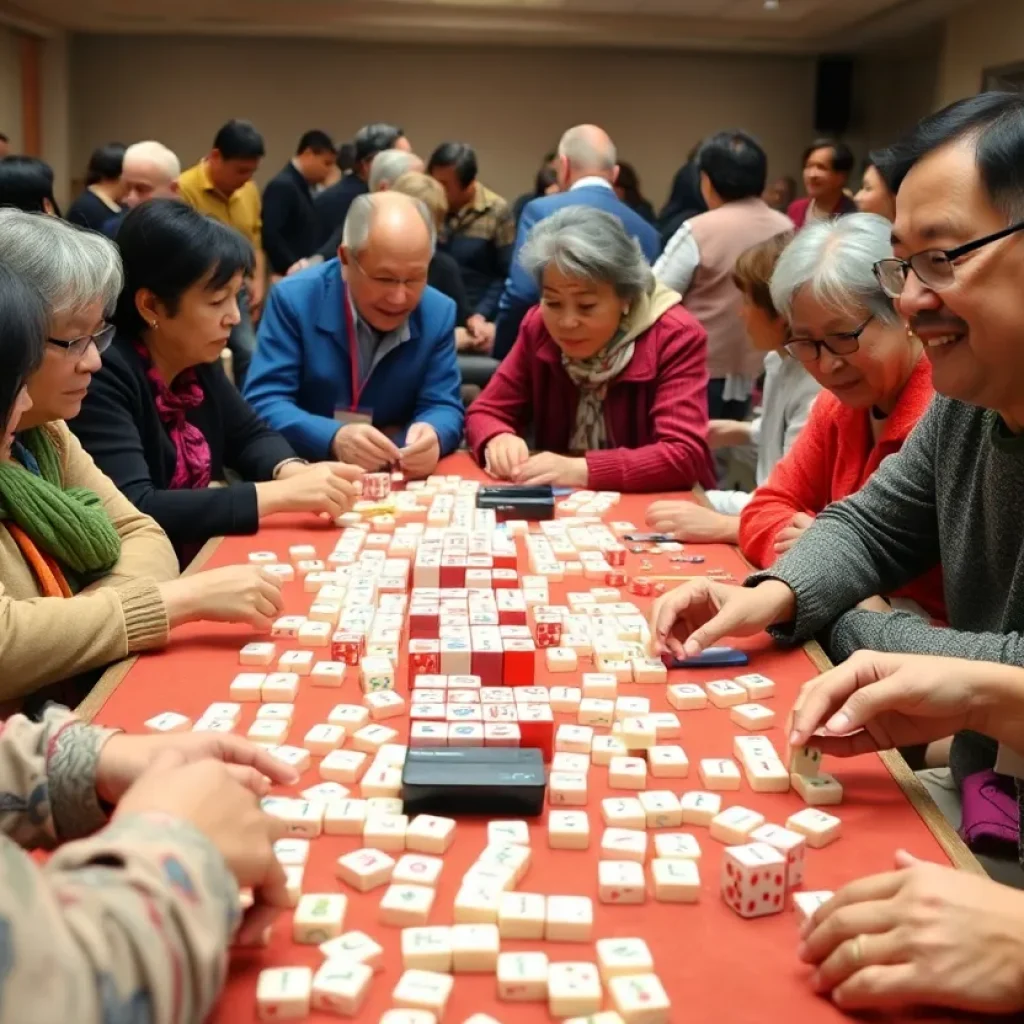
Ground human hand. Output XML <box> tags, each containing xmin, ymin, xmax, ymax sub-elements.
<box><xmin>787</xmin><ymin>650</ymin><xmax>1000</xmax><ymax>757</ymax></box>
<box><xmin>258</xmin><ymin>462</ymin><xmax>361</xmax><ymax>520</ymax></box>
<box><xmin>773</xmin><ymin>511</ymin><xmax>814</xmax><ymax>555</ymax></box>
<box><xmin>649</xmin><ymin>579</ymin><xmax>796</xmax><ymax>659</ymax></box>
<box><xmin>96</xmin><ymin>732</ymin><xmax>299</xmax><ymax>806</ymax></box>
<box><xmin>455</xmin><ymin>327</ymin><xmax>475</xmax><ymax>352</ymax></box>
<box><xmin>483</xmin><ymin>434</ymin><xmax>529</xmax><ymax>480</ymax></box>
<box><xmin>332</xmin><ymin>423</ymin><xmax>401</xmax><ymax>471</ymax></box>
<box><xmin>114</xmin><ymin>756</ymin><xmax>291</xmax><ymax>945</ymax></box>
<box><xmin>799</xmin><ymin>849</ymin><xmax>1024</xmax><ymax>1014</ymax></box>
<box><xmin>513</xmin><ymin>452</ymin><xmax>588</xmax><ymax>487</ymax></box>
<box><xmin>160</xmin><ymin>565</ymin><xmax>285</xmax><ymax>631</ymax></box>
<box><xmin>645</xmin><ymin>500</ymin><xmax>737</xmax><ymax>543</ymax></box>
<box><xmin>400</xmin><ymin>423</ymin><xmax>441</xmax><ymax>479</ymax></box>
<box><xmin>286</xmin><ymin>256</ymin><xmax>324</xmax><ymax>277</ymax></box>
<box><xmin>466</xmin><ymin>316</ymin><xmax>495</xmax><ymax>353</ymax></box>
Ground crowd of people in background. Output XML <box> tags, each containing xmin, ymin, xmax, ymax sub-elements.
<box><xmin>2</xmin><ymin>90</ymin><xmax>1024</xmax><ymax>1019</ymax></box>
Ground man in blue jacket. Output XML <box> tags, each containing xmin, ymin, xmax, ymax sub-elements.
<box><xmin>244</xmin><ymin>191</ymin><xmax>464</xmax><ymax>477</ymax></box>
<box><xmin>492</xmin><ymin>124</ymin><xmax>662</xmax><ymax>359</ymax></box>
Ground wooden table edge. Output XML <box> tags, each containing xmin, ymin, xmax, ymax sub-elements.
<box><xmin>76</xmin><ymin>533</ymin><xmax>226</xmax><ymax>723</ymax></box>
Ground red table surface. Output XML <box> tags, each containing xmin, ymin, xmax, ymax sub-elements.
<box><xmin>88</xmin><ymin>455</ymin><xmax>962</xmax><ymax>1024</ymax></box>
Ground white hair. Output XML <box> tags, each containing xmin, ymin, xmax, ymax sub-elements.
<box><xmin>770</xmin><ymin>212</ymin><xmax>900</xmax><ymax>325</ymax></box>
<box><xmin>557</xmin><ymin>125</ymin><xmax>617</xmax><ymax>174</ymax></box>
<box><xmin>122</xmin><ymin>140</ymin><xmax>180</xmax><ymax>181</ymax></box>
<box><xmin>342</xmin><ymin>192</ymin><xmax>437</xmax><ymax>256</ymax></box>
<box><xmin>369</xmin><ymin>149</ymin><xmax>421</xmax><ymax>192</ymax></box>
<box><xmin>0</xmin><ymin>209</ymin><xmax>122</xmax><ymax>315</ymax></box>
<box><xmin>518</xmin><ymin>205</ymin><xmax>653</xmax><ymax>302</ymax></box>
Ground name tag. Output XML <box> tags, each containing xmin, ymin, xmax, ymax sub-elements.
<box><xmin>334</xmin><ymin>407</ymin><xmax>373</xmax><ymax>427</ymax></box>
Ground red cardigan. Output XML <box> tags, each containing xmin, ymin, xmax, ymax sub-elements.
<box><xmin>786</xmin><ymin>194</ymin><xmax>858</xmax><ymax>229</ymax></box>
<box><xmin>738</xmin><ymin>355</ymin><xmax>947</xmax><ymax>620</ymax></box>
<box><xmin>465</xmin><ymin>305</ymin><xmax>716</xmax><ymax>493</ymax></box>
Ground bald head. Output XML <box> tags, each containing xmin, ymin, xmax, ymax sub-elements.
<box><xmin>557</xmin><ymin>125</ymin><xmax>618</xmax><ymax>185</ymax></box>
<box><xmin>121</xmin><ymin>140</ymin><xmax>180</xmax><ymax>207</ymax></box>
<box><xmin>341</xmin><ymin>191</ymin><xmax>435</xmax><ymax>332</ymax></box>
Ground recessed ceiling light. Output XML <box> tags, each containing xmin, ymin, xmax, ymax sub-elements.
<box><xmin>764</xmin><ymin>0</ymin><xmax>780</xmax><ymax>9</ymax></box>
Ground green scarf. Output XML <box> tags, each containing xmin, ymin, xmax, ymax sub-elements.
<box><xmin>0</xmin><ymin>427</ymin><xmax>121</xmax><ymax>578</ymax></box>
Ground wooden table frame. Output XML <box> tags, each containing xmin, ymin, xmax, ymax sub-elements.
<box><xmin>79</xmin><ymin>517</ymin><xmax>984</xmax><ymax>877</ymax></box>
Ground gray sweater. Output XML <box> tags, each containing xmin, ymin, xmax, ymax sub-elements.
<box><xmin>748</xmin><ymin>394</ymin><xmax>1024</xmax><ymax>803</ymax></box>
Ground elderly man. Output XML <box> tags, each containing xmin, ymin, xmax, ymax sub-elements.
<box><xmin>370</xmin><ymin>149</ymin><xmax>424</xmax><ymax>193</ymax></box>
<box><xmin>428</xmin><ymin>142</ymin><xmax>515</xmax><ymax>347</ymax></box>
<box><xmin>650</xmin><ymin>91</ymin><xmax>1024</xmax><ymax>883</ymax></box>
<box><xmin>244</xmin><ymin>191</ymin><xmax>463</xmax><ymax>477</ymax></box>
<box><xmin>655</xmin><ymin>131</ymin><xmax>793</xmax><ymax>420</ymax></box>
<box><xmin>314</xmin><ymin>122</ymin><xmax>410</xmax><ymax>252</ymax></box>
<box><xmin>100</xmin><ymin>140</ymin><xmax>180</xmax><ymax>237</ymax></box>
<box><xmin>493</xmin><ymin>124</ymin><xmax>661</xmax><ymax>359</ymax></box>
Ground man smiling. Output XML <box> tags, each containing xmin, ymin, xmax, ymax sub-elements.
<box><xmin>649</xmin><ymin>91</ymin><xmax>1024</xmax><ymax>874</ymax></box>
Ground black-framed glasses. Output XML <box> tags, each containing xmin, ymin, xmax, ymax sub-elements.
<box><xmin>783</xmin><ymin>314</ymin><xmax>874</xmax><ymax>363</ymax></box>
<box><xmin>47</xmin><ymin>322</ymin><xmax>115</xmax><ymax>359</ymax></box>
<box><xmin>873</xmin><ymin>220</ymin><xmax>1024</xmax><ymax>298</ymax></box>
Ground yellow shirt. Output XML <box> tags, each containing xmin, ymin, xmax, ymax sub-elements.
<box><xmin>177</xmin><ymin>160</ymin><xmax>262</xmax><ymax>246</ymax></box>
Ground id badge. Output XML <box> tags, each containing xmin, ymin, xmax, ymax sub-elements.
<box><xmin>334</xmin><ymin>407</ymin><xmax>373</xmax><ymax>427</ymax></box>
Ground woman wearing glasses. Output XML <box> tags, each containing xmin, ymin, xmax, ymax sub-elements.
<box><xmin>71</xmin><ymin>200</ymin><xmax>361</xmax><ymax>566</ymax></box>
<box><xmin>735</xmin><ymin>214</ymin><xmax>945</xmax><ymax>620</ymax></box>
<box><xmin>0</xmin><ymin>210</ymin><xmax>289</xmax><ymax>711</ymax></box>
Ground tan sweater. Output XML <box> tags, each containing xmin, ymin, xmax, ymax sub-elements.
<box><xmin>0</xmin><ymin>706</ymin><xmax>238</xmax><ymax>1023</ymax></box>
<box><xmin>0</xmin><ymin>422</ymin><xmax>177</xmax><ymax>698</ymax></box>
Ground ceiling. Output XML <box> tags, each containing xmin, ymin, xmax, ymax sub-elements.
<box><xmin>2</xmin><ymin>0</ymin><xmax>966</xmax><ymax>53</ymax></box>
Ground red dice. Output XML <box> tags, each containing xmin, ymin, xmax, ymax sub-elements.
<box><xmin>604</xmin><ymin>571</ymin><xmax>627</xmax><ymax>587</ymax></box>
<box><xmin>331</xmin><ymin>630</ymin><xmax>365</xmax><ymax>665</ymax></box>
<box><xmin>534</xmin><ymin>620</ymin><xmax>563</xmax><ymax>648</ymax></box>
<box><xmin>630</xmin><ymin>576</ymin><xmax>653</xmax><ymax>597</ymax></box>
<box><xmin>362</xmin><ymin>472</ymin><xmax>391</xmax><ymax>500</ymax></box>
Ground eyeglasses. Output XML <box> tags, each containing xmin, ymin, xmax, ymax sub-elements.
<box><xmin>783</xmin><ymin>314</ymin><xmax>874</xmax><ymax>363</ymax></box>
<box><xmin>350</xmin><ymin>253</ymin><xmax>427</xmax><ymax>291</ymax></box>
<box><xmin>873</xmin><ymin>220</ymin><xmax>1024</xmax><ymax>298</ymax></box>
<box><xmin>47</xmin><ymin>322</ymin><xmax>115</xmax><ymax>359</ymax></box>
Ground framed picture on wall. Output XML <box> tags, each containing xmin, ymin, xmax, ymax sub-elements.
<box><xmin>984</xmin><ymin>62</ymin><xmax>1024</xmax><ymax>93</ymax></box>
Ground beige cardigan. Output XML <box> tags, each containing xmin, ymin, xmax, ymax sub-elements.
<box><xmin>0</xmin><ymin>422</ymin><xmax>177</xmax><ymax>698</ymax></box>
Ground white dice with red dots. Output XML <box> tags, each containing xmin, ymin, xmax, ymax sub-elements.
<box><xmin>720</xmin><ymin>841</ymin><xmax>787</xmax><ymax>919</ymax></box>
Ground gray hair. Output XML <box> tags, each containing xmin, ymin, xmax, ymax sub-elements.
<box><xmin>518</xmin><ymin>205</ymin><xmax>653</xmax><ymax>301</ymax></box>
<box><xmin>557</xmin><ymin>125</ymin><xmax>617</xmax><ymax>174</ymax></box>
<box><xmin>123</xmin><ymin>140</ymin><xmax>180</xmax><ymax>181</ymax></box>
<box><xmin>770</xmin><ymin>212</ymin><xmax>900</xmax><ymax>326</ymax></box>
<box><xmin>0</xmin><ymin>209</ymin><xmax>122</xmax><ymax>316</ymax></box>
<box><xmin>369</xmin><ymin>149</ymin><xmax>422</xmax><ymax>192</ymax></box>
<box><xmin>342</xmin><ymin>192</ymin><xmax>437</xmax><ymax>255</ymax></box>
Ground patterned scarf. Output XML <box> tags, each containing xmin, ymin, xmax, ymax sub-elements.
<box><xmin>561</xmin><ymin>280</ymin><xmax>683</xmax><ymax>453</ymax></box>
<box><xmin>133</xmin><ymin>341</ymin><xmax>212</xmax><ymax>491</ymax></box>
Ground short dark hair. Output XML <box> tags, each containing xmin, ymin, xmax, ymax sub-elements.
<box><xmin>212</xmin><ymin>119</ymin><xmax>265</xmax><ymax>161</ymax></box>
<box><xmin>802</xmin><ymin>139</ymin><xmax>855</xmax><ymax>175</ymax></box>
<box><xmin>862</xmin><ymin>148</ymin><xmax>899</xmax><ymax>194</ymax></box>
<box><xmin>85</xmin><ymin>142</ymin><xmax>126</xmax><ymax>186</ymax></box>
<box><xmin>427</xmin><ymin>143</ymin><xmax>478</xmax><ymax>188</ymax></box>
<box><xmin>336</xmin><ymin>142</ymin><xmax>357</xmax><ymax>173</ymax></box>
<box><xmin>112</xmin><ymin>199</ymin><xmax>255</xmax><ymax>338</ymax></box>
<box><xmin>0</xmin><ymin>260</ymin><xmax>47</xmax><ymax>435</ymax></box>
<box><xmin>697</xmin><ymin>131</ymin><xmax>768</xmax><ymax>202</ymax></box>
<box><xmin>297</xmin><ymin>130</ymin><xmax>335</xmax><ymax>156</ymax></box>
<box><xmin>877</xmin><ymin>92</ymin><xmax>1024</xmax><ymax>220</ymax></box>
<box><xmin>534</xmin><ymin>165</ymin><xmax>558</xmax><ymax>197</ymax></box>
<box><xmin>353</xmin><ymin>123</ymin><xmax>404</xmax><ymax>164</ymax></box>
<box><xmin>0</xmin><ymin>156</ymin><xmax>58</xmax><ymax>215</ymax></box>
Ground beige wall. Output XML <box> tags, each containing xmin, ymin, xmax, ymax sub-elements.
<box><xmin>938</xmin><ymin>0</ymin><xmax>1024</xmax><ymax>106</ymax></box>
<box><xmin>68</xmin><ymin>34</ymin><xmax>818</xmax><ymax>208</ymax></box>
<box><xmin>0</xmin><ymin>25</ymin><xmax>22</xmax><ymax>153</ymax></box>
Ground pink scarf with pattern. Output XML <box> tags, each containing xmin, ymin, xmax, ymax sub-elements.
<box><xmin>133</xmin><ymin>341</ymin><xmax>212</xmax><ymax>491</ymax></box>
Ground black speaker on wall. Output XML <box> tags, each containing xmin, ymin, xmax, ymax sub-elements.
<box><xmin>814</xmin><ymin>56</ymin><xmax>854</xmax><ymax>135</ymax></box>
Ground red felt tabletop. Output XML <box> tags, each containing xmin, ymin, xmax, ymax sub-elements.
<box><xmin>86</xmin><ymin>454</ymin><xmax>968</xmax><ymax>1024</ymax></box>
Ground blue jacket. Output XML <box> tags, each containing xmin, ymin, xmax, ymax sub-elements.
<box><xmin>493</xmin><ymin>184</ymin><xmax>662</xmax><ymax>359</ymax></box>
<box><xmin>244</xmin><ymin>259</ymin><xmax>464</xmax><ymax>461</ymax></box>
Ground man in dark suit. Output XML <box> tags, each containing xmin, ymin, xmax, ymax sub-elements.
<box><xmin>313</xmin><ymin>123</ymin><xmax>409</xmax><ymax>254</ymax></box>
<box><xmin>493</xmin><ymin>124</ymin><xmax>661</xmax><ymax>360</ymax></box>
<box><xmin>262</xmin><ymin>130</ymin><xmax>336</xmax><ymax>278</ymax></box>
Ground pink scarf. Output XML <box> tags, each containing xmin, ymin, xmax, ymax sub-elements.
<box><xmin>133</xmin><ymin>341</ymin><xmax>212</xmax><ymax>491</ymax></box>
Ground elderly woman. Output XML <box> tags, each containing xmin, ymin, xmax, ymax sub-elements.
<box><xmin>854</xmin><ymin>150</ymin><xmax>898</xmax><ymax>221</ymax></box>
<box><xmin>0</xmin><ymin>209</ymin><xmax>287</xmax><ymax>710</ymax></box>
<box><xmin>646</xmin><ymin>230</ymin><xmax>821</xmax><ymax>542</ymax></box>
<box><xmin>465</xmin><ymin>206</ymin><xmax>715</xmax><ymax>492</ymax></box>
<box><xmin>728</xmin><ymin>214</ymin><xmax>943</xmax><ymax>618</ymax></box>
<box><xmin>70</xmin><ymin>200</ymin><xmax>359</xmax><ymax>566</ymax></box>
